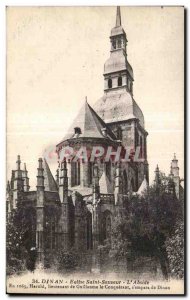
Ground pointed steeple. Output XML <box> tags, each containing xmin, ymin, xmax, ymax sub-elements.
<box><xmin>6</xmin><ymin>181</ymin><xmax>11</xmax><ymax>195</ymax></box>
<box><xmin>154</xmin><ymin>164</ymin><xmax>161</xmax><ymax>186</ymax></box>
<box><xmin>23</xmin><ymin>163</ymin><xmax>30</xmax><ymax>192</ymax></box>
<box><xmin>171</xmin><ymin>153</ymin><xmax>179</xmax><ymax>177</ymax></box>
<box><xmin>116</xmin><ymin>6</ymin><xmax>121</xmax><ymax>27</ymax></box>
<box><xmin>16</xmin><ymin>155</ymin><xmax>21</xmax><ymax>171</ymax></box>
<box><xmin>43</xmin><ymin>158</ymin><xmax>58</xmax><ymax>191</ymax></box>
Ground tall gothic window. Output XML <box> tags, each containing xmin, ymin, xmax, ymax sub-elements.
<box><xmin>71</xmin><ymin>161</ymin><xmax>80</xmax><ymax>186</ymax></box>
<box><xmin>118</xmin><ymin>76</ymin><xmax>122</xmax><ymax>86</ymax></box>
<box><xmin>88</xmin><ymin>162</ymin><xmax>93</xmax><ymax>185</ymax></box>
<box><xmin>108</xmin><ymin>78</ymin><xmax>112</xmax><ymax>88</ymax></box>
<box><xmin>102</xmin><ymin>211</ymin><xmax>112</xmax><ymax>241</ymax></box>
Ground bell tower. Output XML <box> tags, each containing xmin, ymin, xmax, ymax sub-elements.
<box><xmin>104</xmin><ymin>6</ymin><xmax>134</xmax><ymax>95</ymax></box>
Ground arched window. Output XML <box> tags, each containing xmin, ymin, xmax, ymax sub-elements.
<box><xmin>117</xmin><ymin>127</ymin><xmax>122</xmax><ymax>140</ymax></box>
<box><xmin>112</xmin><ymin>40</ymin><xmax>116</xmax><ymax>50</ymax></box>
<box><xmin>118</xmin><ymin>76</ymin><xmax>122</xmax><ymax>86</ymax></box>
<box><xmin>117</xmin><ymin>38</ymin><xmax>121</xmax><ymax>48</ymax></box>
<box><xmin>88</xmin><ymin>162</ymin><xmax>93</xmax><ymax>185</ymax></box>
<box><xmin>71</xmin><ymin>161</ymin><xmax>80</xmax><ymax>186</ymax></box>
<box><xmin>102</xmin><ymin>210</ymin><xmax>112</xmax><ymax>241</ymax></box>
<box><xmin>108</xmin><ymin>78</ymin><xmax>112</xmax><ymax>88</ymax></box>
<box><xmin>105</xmin><ymin>161</ymin><xmax>111</xmax><ymax>180</ymax></box>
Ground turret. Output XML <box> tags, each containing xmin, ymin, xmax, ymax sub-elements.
<box><xmin>59</xmin><ymin>160</ymin><xmax>68</xmax><ymax>203</ymax></box>
<box><xmin>59</xmin><ymin>160</ymin><xmax>70</xmax><ymax>249</ymax></box>
<box><xmin>114</xmin><ymin>162</ymin><xmax>121</xmax><ymax>204</ymax></box>
<box><xmin>171</xmin><ymin>153</ymin><xmax>180</xmax><ymax>199</ymax></box>
<box><xmin>91</xmin><ymin>163</ymin><xmax>101</xmax><ymax>258</ymax></box>
<box><xmin>92</xmin><ymin>163</ymin><xmax>100</xmax><ymax>205</ymax></box>
<box><xmin>104</xmin><ymin>6</ymin><xmax>134</xmax><ymax>94</ymax></box>
<box><xmin>154</xmin><ymin>165</ymin><xmax>161</xmax><ymax>191</ymax></box>
<box><xmin>23</xmin><ymin>163</ymin><xmax>30</xmax><ymax>192</ymax></box>
<box><xmin>55</xmin><ymin>168</ymin><xmax>59</xmax><ymax>186</ymax></box>
<box><xmin>12</xmin><ymin>155</ymin><xmax>24</xmax><ymax>209</ymax></box>
<box><xmin>6</xmin><ymin>181</ymin><xmax>11</xmax><ymax>217</ymax></box>
<box><xmin>36</xmin><ymin>158</ymin><xmax>45</xmax><ymax>264</ymax></box>
<box><xmin>171</xmin><ymin>153</ymin><xmax>179</xmax><ymax>177</ymax></box>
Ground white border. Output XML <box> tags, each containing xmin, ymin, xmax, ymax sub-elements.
<box><xmin>0</xmin><ymin>1</ymin><xmax>189</xmax><ymax>299</ymax></box>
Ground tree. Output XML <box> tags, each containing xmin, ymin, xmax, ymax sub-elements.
<box><xmin>165</xmin><ymin>221</ymin><xmax>184</xmax><ymax>279</ymax></box>
<box><xmin>6</xmin><ymin>206</ymin><xmax>37</xmax><ymax>275</ymax></box>
<box><xmin>108</xmin><ymin>174</ymin><xmax>183</xmax><ymax>279</ymax></box>
<box><xmin>56</xmin><ymin>249</ymin><xmax>79</xmax><ymax>272</ymax></box>
<box><xmin>6</xmin><ymin>212</ymin><xmax>27</xmax><ymax>275</ymax></box>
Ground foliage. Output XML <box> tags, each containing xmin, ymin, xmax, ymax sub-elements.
<box><xmin>165</xmin><ymin>221</ymin><xmax>184</xmax><ymax>279</ymax></box>
<box><xmin>6</xmin><ymin>207</ymin><xmax>37</xmax><ymax>275</ymax></box>
<box><xmin>6</xmin><ymin>212</ymin><xmax>27</xmax><ymax>275</ymax></box>
<box><xmin>57</xmin><ymin>249</ymin><xmax>79</xmax><ymax>271</ymax></box>
<box><xmin>108</xmin><ymin>174</ymin><xmax>183</xmax><ymax>278</ymax></box>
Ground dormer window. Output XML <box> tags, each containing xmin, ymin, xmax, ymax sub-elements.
<box><xmin>74</xmin><ymin>127</ymin><xmax>81</xmax><ymax>134</ymax></box>
<box><xmin>74</xmin><ymin>127</ymin><xmax>81</xmax><ymax>138</ymax></box>
<box><xmin>118</xmin><ymin>76</ymin><xmax>122</xmax><ymax>86</ymax></box>
<box><xmin>101</xmin><ymin>128</ymin><xmax>107</xmax><ymax>137</ymax></box>
<box><xmin>108</xmin><ymin>78</ymin><xmax>112</xmax><ymax>88</ymax></box>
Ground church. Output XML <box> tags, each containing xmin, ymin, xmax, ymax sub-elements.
<box><xmin>6</xmin><ymin>7</ymin><xmax>182</xmax><ymax>268</ymax></box>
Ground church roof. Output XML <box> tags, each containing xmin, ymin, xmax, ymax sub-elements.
<box><xmin>59</xmin><ymin>100</ymin><xmax>117</xmax><ymax>143</ymax></box>
<box><xmin>94</xmin><ymin>89</ymin><xmax>145</xmax><ymax>128</ymax></box>
<box><xmin>104</xmin><ymin>51</ymin><xmax>133</xmax><ymax>79</ymax></box>
<box><xmin>43</xmin><ymin>159</ymin><xmax>58</xmax><ymax>192</ymax></box>
<box><xmin>110</xmin><ymin>6</ymin><xmax>126</xmax><ymax>37</ymax></box>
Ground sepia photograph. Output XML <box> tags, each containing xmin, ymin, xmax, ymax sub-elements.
<box><xmin>6</xmin><ymin>6</ymin><xmax>184</xmax><ymax>295</ymax></box>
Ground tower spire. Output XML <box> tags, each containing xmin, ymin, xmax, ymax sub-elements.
<box><xmin>116</xmin><ymin>6</ymin><xmax>121</xmax><ymax>27</ymax></box>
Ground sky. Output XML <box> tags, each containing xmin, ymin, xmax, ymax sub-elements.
<box><xmin>6</xmin><ymin>6</ymin><xmax>184</xmax><ymax>189</ymax></box>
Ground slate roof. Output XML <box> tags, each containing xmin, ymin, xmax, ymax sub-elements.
<box><xmin>104</xmin><ymin>51</ymin><xmax>133</xmax><ymax>79</ymax></box>
<box><xmin>59</xmin><ymin>100</ymin><xmax>117</xmax><ymax>143</ymax></box>
<box><xmin>94</xmin><ymin>89</ymin><xmax>145</xmax><ymax>128</ymax></box>
<box><xmin>110</xmin><ymin>6</ymin><xmax>126</xmax><ymax>37</ymax></box>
